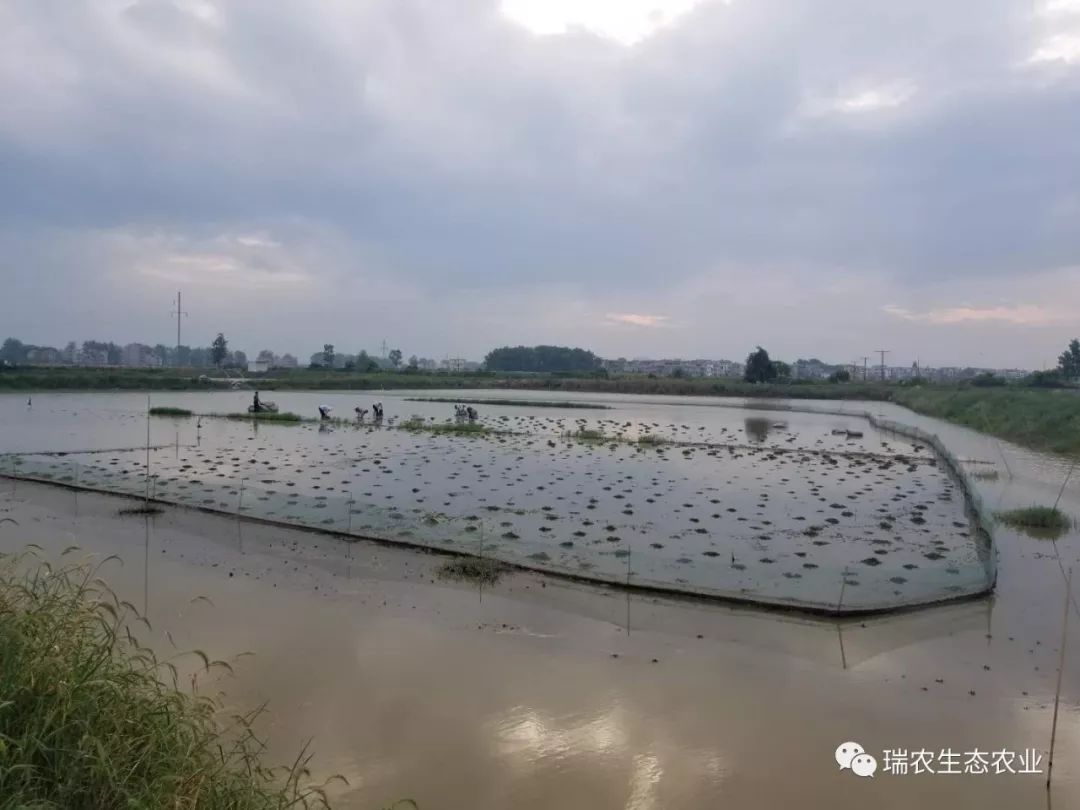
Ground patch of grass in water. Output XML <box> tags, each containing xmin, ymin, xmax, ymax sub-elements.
<box><xmin>401</xmin><ymin>418</ymin><xmax>495</xmax><ymax>436</ymax></box>
<box><xmin>437</xmin><ymin>556</ymin><xmax>505</xmax><ymax>585</ymax></box>
<box><xmin>405</xmin><ymin>397</ymin><xmax>610</xmax><ymax>410</ymax></box>
<box><xmin>636</xmin><ymin>434</ymin><xmax>669</xmax><ymax>446</ymax></box>
<box><xmin>995</xmin><ymin>506</ymin><xmax>1073</xmax><ymax>534</ymax></box>
<box><xmin>118</xmin><ymin>504</ymin><xmax>165</xmax><ymax>516</ymax></box>
<box><xmin>565</xmin><ymin>429</ymin><xmax>605</xmax><ymax>442</ymax></box>
<box><xmin>222</xmin><ymin>411</ymin><xmax>304</xmax><ymax>423</ymax></box>
<box><xmin>148</xmin><ymin>406</ymin><xmax>193</xmax><ymax>417</ymax></box>
<box><xmin>0</xmin><ymin>549</ymin><xmax>346</xmax><ymax>808</ymax></box>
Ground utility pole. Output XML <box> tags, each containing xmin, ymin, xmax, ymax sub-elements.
<box><xmin>875</xmin><ymin>349</ymin><xmax>889</xmax><ymax>381</ymax></box>
<box><xmin>861</xmin><ymin>356</ymin><xmax>870</xmax><ymax>382</ymax></box>
<box><xmin>380</xmin><ymin>339</ymin><xmax>388</xmax><ymax>358</ymax></box>
<box><xmin>170</xmin><ymin>291</ymin><xmax>188</xmax><ymax>363</ymax></box>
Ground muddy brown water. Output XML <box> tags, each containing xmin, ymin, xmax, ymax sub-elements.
<box><xmin>1</xmin><ymin>390</ymin><xmax>1079</xmax><ymax>808</ymax></box>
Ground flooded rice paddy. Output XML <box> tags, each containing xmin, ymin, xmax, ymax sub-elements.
<box><xmin>0</xmin><ymin>391</ymin><xmax>993</xmax><ymax>611</ymax></box>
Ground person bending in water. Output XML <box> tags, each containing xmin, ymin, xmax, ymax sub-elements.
<box><xmin>355</xmin><ymin>406</ymin><xmax>368</xmax><ymax>420</ymax></box>
<box><xmin>318</xmin><ymin>405</ymin><xmax>332</xmax><ymax>420</ymax></box>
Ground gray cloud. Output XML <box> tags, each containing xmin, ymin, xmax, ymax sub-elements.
<box><xmin>1</xmin><ymin>0</ymin><xmax>1078</xmax><ymax>366</ymax></box>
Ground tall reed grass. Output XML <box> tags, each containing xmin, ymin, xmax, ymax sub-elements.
<box><xmin>0</xmin><ymin>548</ymin><xmax>345</xmax><ymax>809</ymax></box>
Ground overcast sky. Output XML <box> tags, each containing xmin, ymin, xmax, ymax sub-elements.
<box><xmin>1</xmin><ymin>0</ymin><xmax>1078</xmax><ymax>368</ymax></box>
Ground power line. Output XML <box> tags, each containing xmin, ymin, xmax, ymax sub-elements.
<box><xmin>875</xmin><ymin>349</ymin><xmax>890</xmax><ymax>381</ymax></box>
<box><xmin>170</xmin><ymin>291</ymin><xmax>188</xmax><ymax>360</ymax></box>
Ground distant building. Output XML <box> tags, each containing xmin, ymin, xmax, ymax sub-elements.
<box><xmin>248</xmin><ymin>359</ymin><xmax>271</xmax><ymax>374</ymax></box>
<box><xmin>607</xmin><ymin>357</ymin><xmax>744</xmax><ymax>378</ymax></box>
<box><xmin>122</xmin><ymin>343</ymin><xmax>157</xmax><ymax>368</ymax></box>
<box><xmin>26</xmin><ymin>346</ymin><xmax>62</xmax><ymax>366</ymax></box>
<box><xmin>441</xmin><ymin>357</ymin><xmax>468</xmax><ymax>372</ymax></box>
<box><xmin>791</xmin><ymin>359</ymin><xmax>836</xmax><ymax>380</ymax></box>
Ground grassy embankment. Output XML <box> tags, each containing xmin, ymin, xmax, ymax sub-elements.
<box><xmin>0</xmin><ymin>366</ymin><xmax>888</xmax><ymax>397</ymax></box>
<box><xmin>0</xmin><ymin>550</ymin><xmax>350</xmax><ymax>809</ymax></box>
<box><xmin>890</xmin><ymin>387</ymin><xmax>1080</xmax><ymax>456</ymax></box>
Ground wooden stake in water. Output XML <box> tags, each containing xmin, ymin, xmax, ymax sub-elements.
<box><xmin>837</xmin><ymin>567</ymin><xmax>849</xmax><ymax>669</ymax></box>
<box><xmin>478</xmin><ymin>520</ymin><xmax>484</xmax><ymax>604</ymax></box>
<box><xmin>144</xmin><ymin>395</ymin><xmax>151</xmax><ymax>505</ymax></box>
<box><xmin>143</xmin><ymin>515</ymin><xmax>151</xmax><ymax>617</ymax></box>
<box><xmin>1047</xmin><ymin>567</ymin><xmax>1072</xmax><ymax>790</ymax></box>
<box><xmin>997</xmin><ymin>441</ymin><xmax>1013</xmax><ymax>480</ymax></box>
<box><xmin>1052</xmin><ymin>460</ymin><xmax>1076</xmax><ymax>512</ymax></box>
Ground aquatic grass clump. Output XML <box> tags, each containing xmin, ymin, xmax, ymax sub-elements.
<box><xmin>436</xmin><ymin>556</ymin><xmax>505</xmax><ymax>585</ymax></box>
<box><xmin>148</xmin><ymin>406</ymin><xmax>193</xmax><ymax>417</ymax></box>
<box><xmin>118</xmin><ymin>504</ymin><xmax>165</xmax><ymax>516</ymax></box>
<box><xmin>400</xmin><ymin>418</ymin><xmax>495</xmax><ymax>436</ymax></box>
<box><xmin>405</xmin><ymin>397</ymin><xmax>611</xmax><ymax>410</ymax></box>
<box><xmin>0</xmin><ymin>549</ymin><xmax>343</xmax><ymax>809</ymax></box>
<box><xmin>995</xmin><ymin>506</ymin><xmax>1073</xmax><ymax>532</ymax></box>
<box><xmin>565</xmin><ymin>429</ymin><xmax>605</xmax><ymax>442</ymax></box>
<box><xmin>636</xmin><ymin>434</ymin><xmax>669</xmax><ymax>446</ymax></box>
<box><xmin>223</xmin><ymin>411</ymin><xmax>304</xmax><ymax>423</ymax></box>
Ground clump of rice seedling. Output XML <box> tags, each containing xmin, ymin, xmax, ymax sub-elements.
<box><xmin>405</xmin><ymin>397</ymin><xmax>610</xmax><ymax>410</ymax></box>
<box><xmin>995</xmin><ymin>506</ymin><xmax>1073</xmax><ymax>533</ymax></box>
<box><xmin>224</xmin><ymin>411</ymin><xmax>304</xmax><ymax>423</ymax></box>
<box><xmin>402</xmin><ymin>420</ymin><xmax>494</xmax><ymax>436</ymax></box>
<box><xmin>565</xmin><ymin>429</ymin><xmax>605</xmax><ymax>441</ymax></box>
<box><xmin>436</xmin><ymin>556</ymin><xmax>505</xmax><ymax>585</ymax></box>
<box><xmin>0</xmin><ymin>549</ymin><xmax>346</xmax><ymax>809</ymax></box>
<box><xmin>636</xmin><ymin>434</ymin><xmax>669</xmax><ymax>446</ymax></box>
<box><xmin>148</xmin><ymin>406</ymin><xmax>193</xmax><ymax>417</ymax></box>
<box><xmin>118</xmin><ymin>504</ymin><xmax>165</xmax><ymax>516</ymax></box>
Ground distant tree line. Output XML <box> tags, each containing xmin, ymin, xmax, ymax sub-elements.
<box><xmin>484</xmin><ymin>345</ymin><xmax>601</xmax><ymax>373</ymax></box>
